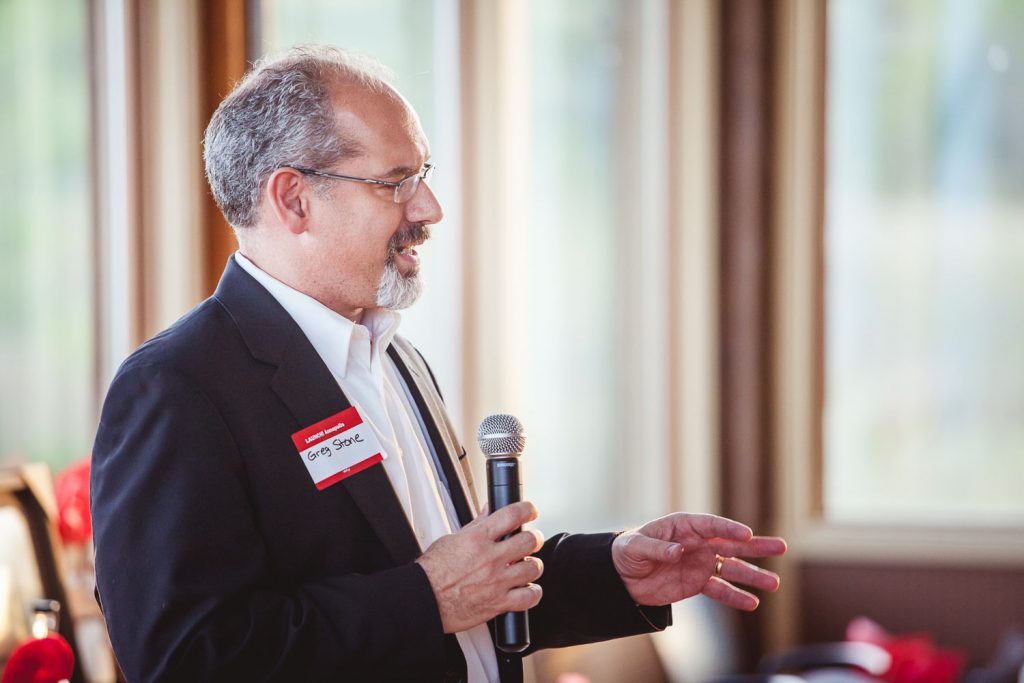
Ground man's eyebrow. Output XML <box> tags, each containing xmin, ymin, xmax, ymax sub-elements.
<box><xmin>380</xmin><ymin>164</ymin><xmax>422</xmax><ymax>179</ymax></box>
<box><xmin>381</xmin><ymin>151</ymin><xmax>431</xmax><ymax>179</ymax></box>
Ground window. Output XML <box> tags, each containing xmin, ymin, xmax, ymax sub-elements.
<box><xmin>252</xmin><ymin>1</ymin><xmax>688</xmax><ymax>533</ymax></box>
<box><xmin>0</xmin><ymin>0</ymin><xmax>94</xmax><ymax>470</ymax></box>
<box><xmin>824</xmin><ymin>0</ymin><xmax>1024</xmax><ymax>524</ymax></box>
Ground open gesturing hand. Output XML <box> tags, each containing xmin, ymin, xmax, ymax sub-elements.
<box><xmin>611</xmin><ymin>513</ymin><xmax>786</xmax><ymax>610</ymax></box>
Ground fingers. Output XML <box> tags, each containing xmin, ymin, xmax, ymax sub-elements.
<box><xmin>653</xmin><ymin>513</ymin><xmax>785</xmax><ymax>560</ymax></box>
<box><xmin>504</xmin><ymin>582</ymin><xmax>543</xmax><ymax>612</ymax></box>
<box><xmin>498</xmin><ymin>528</ymin><xmax>545</xmax><ymax>565</ymax></box>
<box><xmin>702</xmin><ymin>553</ymin><xmax>779</xmax><ymax>613</ymax></box>
<box><xmin>683</xmin><ymin>513</ymin><xmax>754</xmax><ymax>542</ymax></box>
<box><xmin>702</xmin><ymin>575</ymin><xmax>760</xmax><ymax>611</ymax></box>
<box><xmin>619</xmin><ymin>533</ymin><xmax>684</xmax><ymax>564</ymax></box>
<box><xmin>500</xmin><ymin>548</ymin><xmax>544</xmax><ymax>615</ymax></box>
<box><xmin>710</xmin><ymin>535</ymin><xmax>788</xmax><ymax>559</ymax></box>
<box><xmin>480</xmin><ymin>501</ymin><xmax>538</xmax><ymax>540</ymax></box>
<box><xmin>716</xmin><ymin>556</ymin><xmax>781</xmax><ymax>592</ymax></box>
<box><xmin>506</xmin><ymin>555</ymin><xmax>544</xmax><ymax>585</ymax></box>
<box><xmin>498</xmin><ymin>555</ymin><xmax>544</xmax><ymax>613</ymax></box>
<box><xmin>479</xmin><ymin>501</ymin><xmax>543</xmax><ymax>565</ymax></box>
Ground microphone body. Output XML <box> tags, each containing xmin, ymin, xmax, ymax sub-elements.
<box><xmin>478</xmin><ymin>414</ymin><xmax>530</xmax><ymax>654</ymax></box>
<box><xmin>486</xmin><ymin>455</ymin><xmax>522</xmax><ymax>519</ymax></box>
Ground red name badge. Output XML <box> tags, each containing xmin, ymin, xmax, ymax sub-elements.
<box><xmin>291</xmin><ymin>407</ymin><xmax>385</xmax><ymax>490</ymax></box>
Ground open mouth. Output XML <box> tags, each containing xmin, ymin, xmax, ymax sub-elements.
<box><xmin>389</xmin><ymin>223</ymin><xmax>431</xmax><ymax>264</ymax></box>
<box><xmin>390</xmin><ymin>238</ymin><xmax>424</xmax><ymax>274</ymax></box>
<box><xmin>394</xmin><ymin>242</ymin><xmax>421</xmax><ymax>256</ymax></box>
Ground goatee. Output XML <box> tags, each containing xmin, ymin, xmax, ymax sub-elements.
<box><xmin>375</xmin><ymin>223</ymin><xmax>430</xmax><ymax>310</ymax></box>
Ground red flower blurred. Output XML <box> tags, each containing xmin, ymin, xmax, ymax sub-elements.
<box><xmin>0</xmin><ymin>633</ymin><xmax>75</xmax><ymax>683</ymax></box>
<box><xmin>848</xmin><ymin>616</ymin><xmax>965</xmax><ymax>683</ymax></box>
<box><xmin>54</xmin><ymin>458</ymin><xmax>91</xmax><ymax>546</ymax></box>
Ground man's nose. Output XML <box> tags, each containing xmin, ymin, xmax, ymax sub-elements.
<box><xmin>404</xmin><ymin>181</ymin><xmax>444</xmax><ymax>225</ymax></box>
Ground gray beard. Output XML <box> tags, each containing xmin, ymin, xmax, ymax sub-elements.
<box><xmin>376</xmin><ymin>222</ymin><xmax>429</xmax><ymax>310</ymax></box>
<box><xmin>375</xmin><ymin>258</ymin><xmax>423</xmax><ymax>310</ymax></box>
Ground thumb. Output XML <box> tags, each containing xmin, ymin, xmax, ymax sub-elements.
<box><xmin>618</xmin><ymin>533</ymin><xmax>684</xmax><ymax>564</ymax></box>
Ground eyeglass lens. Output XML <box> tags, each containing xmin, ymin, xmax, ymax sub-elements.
<box><xmin>394</xmin><ymin>165</ymin><xmax>434</xmax><ymax>203</ymax></box>
<box><xmin>395</xmin><ymin>176</ymin><xmax>419</xmax><ymax>203</ymax></box>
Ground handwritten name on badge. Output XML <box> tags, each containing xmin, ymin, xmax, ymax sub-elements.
<box><xmin>290</xmin><ymin>407</ymin><xmax>385</xmax><ymax>490</ymax></box>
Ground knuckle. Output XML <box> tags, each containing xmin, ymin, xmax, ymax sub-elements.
<box><xmin>520</xmin><ymin>532</ymin><xmax>538</xmax><ymax>554</ymax></box>
<box><xmin>464</xmin><ymin>526</ymin><xmax>485</xmax><ymax>546</ymax></box>
<box><xmin>500</xmin><ymin>505</ymin><xmax>522</xmax><ymax>528</ymax></box>
<box><xmin>515</xmin><ymin>557</ymin><xmax>539</xmax><ymax>581</ymax></box>
<box><xmin>508</xmin><ymin>589</ymin><xmax>536</xmax><ymax>612</ymax></box>
<box><xmin>622</xmin><ymin>533</ymin><xmax>640</xmax><ymax>552</ymax></box>
<box><xmin>529</xmin><ymin>556</ymin><xmax>544</xmax><ymax>579</ymax></box>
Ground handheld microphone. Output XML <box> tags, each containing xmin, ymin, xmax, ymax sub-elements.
<box><xmin>477</xmin><ymin>413</ymin><xmax>530</xmax><ymax>654</ymax></box>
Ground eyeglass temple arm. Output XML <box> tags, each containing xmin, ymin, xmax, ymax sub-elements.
<box><xmin>298</xmin><ymin>168</ymin><xmax>399</xmax><ymax>188</ymax></box>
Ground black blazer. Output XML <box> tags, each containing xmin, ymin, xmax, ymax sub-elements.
<box><xmin>91</xmin><ymin>257</ymin><xmax>668</xmax><ymax>682</ymax></box>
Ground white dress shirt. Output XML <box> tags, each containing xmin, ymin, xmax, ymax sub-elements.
<box><xmin>235</xmin><ymin>253</ymin><xmax>498</xmax><ymax>682</ymax></box>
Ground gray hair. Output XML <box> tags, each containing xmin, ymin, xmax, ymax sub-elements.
<box><xmin>203</xmin><ymin>45</ymin><xmax>396</xmax><ymax>228</ymax></box>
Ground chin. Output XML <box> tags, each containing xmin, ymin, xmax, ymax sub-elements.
<box><xmin>375</xmin><ymin>263</ymin><xmax>423</xmax><ymax>310</ymax></box>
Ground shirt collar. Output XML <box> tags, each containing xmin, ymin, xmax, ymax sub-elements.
<box><xmin>233</xmin><ymin>251</ymin><xmax>401</xmax><ymax>378</ymax></box>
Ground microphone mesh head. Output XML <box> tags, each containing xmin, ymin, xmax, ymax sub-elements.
<box><xmin>477</xmin><ymin>413</ymin><xmax>526</xmax><ymax>456</ymax></box>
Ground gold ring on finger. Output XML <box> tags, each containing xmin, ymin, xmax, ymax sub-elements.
<box><xmin>714</xmin><ymin>554</ymin><xmax>726</xmax><ymax>577</ymax></box>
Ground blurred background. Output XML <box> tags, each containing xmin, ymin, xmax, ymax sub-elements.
<box><xmin>1</xmin><ymin>0</ymin><xmax>1022</xmax><ymax>681</ymax></box>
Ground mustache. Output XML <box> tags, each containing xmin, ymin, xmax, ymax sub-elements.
<box><xmin>387</xmin><ymin>223</ymin><xmax>431</xmax><ymax>253</ymax></box>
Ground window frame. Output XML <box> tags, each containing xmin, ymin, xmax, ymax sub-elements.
<box><xmin>765</xmin><ymin>1</ymin><xmax>1024</xmax><ymax>649</ymax></box>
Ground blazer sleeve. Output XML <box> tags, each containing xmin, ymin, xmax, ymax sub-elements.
<box><xmin>525</xmin><ymin>532</ymin><xmax>671</xmax><ymax>652</ymax></box>
<box><xmin>91</xmin><ymin>364</ymin><xmax>448</xmax><ymax>683</ymax></box>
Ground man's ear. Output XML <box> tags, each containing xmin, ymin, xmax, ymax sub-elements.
<box><xmin>265</xmin><ymin>167</ymin><xmax>311</xmax><ymax>235</ymax></box>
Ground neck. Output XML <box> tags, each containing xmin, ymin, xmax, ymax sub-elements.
<box><xmin>238</xmin><ymin>247</ymin><xmax>368</xmax><ymax>323</ymax></box>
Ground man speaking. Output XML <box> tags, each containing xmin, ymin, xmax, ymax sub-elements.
<box><xmin>90</xmin><ymin>45</ymin><xmax>786</xmax><ymax>682</ymax></box>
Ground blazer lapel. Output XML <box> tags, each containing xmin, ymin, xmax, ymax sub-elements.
<box><xmin>387</xmin><ymin>341</ymin><xmax>480</xmax><ymax>525</ymax></box>
<box><xmin>214</xmin><ymin>256</ymin><xmax>422</xmax><ymax>566</ymax></box>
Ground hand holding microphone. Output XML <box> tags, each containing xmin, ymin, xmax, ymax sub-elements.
<box><xmin>415</xmin><ymin>414</ymin><xmax>542</xmax><ymax>643</ymax></box>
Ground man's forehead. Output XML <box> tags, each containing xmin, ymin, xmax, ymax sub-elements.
<box><xmin>329</xmin><ymin>92</ymin><xmax>430</xmax><ymax>173</ymax></box>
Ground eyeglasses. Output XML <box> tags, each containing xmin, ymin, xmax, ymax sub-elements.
<box><xmin>291</xmin><ymin>163</ymin><xmax>435</xmax><ymax>204</ymax></box>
